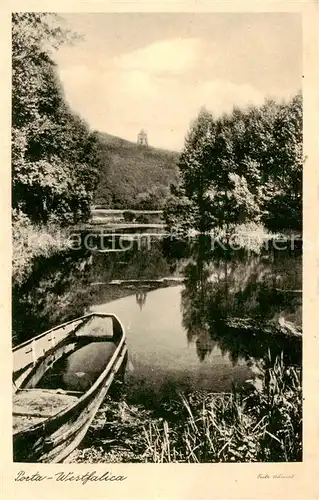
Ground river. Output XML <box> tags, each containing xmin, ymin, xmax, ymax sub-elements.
<box><xmin>12</xmin><ymin>234</ymin><xmax>302</xmax><ymax>402</ymax></box>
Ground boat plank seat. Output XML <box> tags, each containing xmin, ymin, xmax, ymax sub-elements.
<box><xmin>75</xmin><ymin>316</ymin><xmax>114</xmax><ymax>338</ymax></box>
<box><xmin>13</xmin><ymin>389</ymin><xmax>79</xmax><ymax>433</ymax></box>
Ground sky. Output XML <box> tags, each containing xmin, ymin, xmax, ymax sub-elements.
<box><xmin>54</xmin><ymin>13</ymin><xmax>302</xmax><ymax>151</ymax></box>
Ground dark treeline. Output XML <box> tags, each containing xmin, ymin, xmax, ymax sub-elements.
<box><xmin>12</xmin><ymin>13</ymin><xmax>102</xmax><ymax>226</ymax></box>
<box><xmin>164</xmin><ymin>93</ymin><xmax>302</xmax><ymax>235</ymax></box>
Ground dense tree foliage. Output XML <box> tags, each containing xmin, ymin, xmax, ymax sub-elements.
<box><xmin>12</xmin><ymin>13</ymin><xmax>101</xmax><ymax>224</ymax></box>
<box><xmin>165</xmin><ymin>93</ymin><xmax>302</xmax><ymax>234</ymax></box>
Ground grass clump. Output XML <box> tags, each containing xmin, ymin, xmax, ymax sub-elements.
<box><xmin>69</xmin><ymin>400</ymin><xmax>154</xmax><ymax>463</ymax></box>
<box><xmin>143</xmin><ymin>356</ymin><xmax>301</xmax><ymax>463</ymax></box>
<box><xmin>71</xmin><ymin>355</ymin><xmax>302</xmax><ymax>463</ymax></box>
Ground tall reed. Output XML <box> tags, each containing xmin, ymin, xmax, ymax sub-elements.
<box><xmin>142</xmin><ymin>355</ymin><xmax>302</xmax><ymax>462</ymax></box>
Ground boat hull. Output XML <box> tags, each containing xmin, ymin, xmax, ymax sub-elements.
<box><xmin>12</xmin><ymin>313</ymin><xmax>127</xmax><ymax>463</ymax></box>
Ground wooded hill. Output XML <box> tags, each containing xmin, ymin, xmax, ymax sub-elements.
<box><xmin>93</xmin><ymin>132</ymin><xmax>180</xmax><ymax>209</ymax></box>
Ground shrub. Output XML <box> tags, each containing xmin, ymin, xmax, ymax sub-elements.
<box><xmin>123</xmin><ymin>211</ymin><xmax>135</xmax><ymax>223</ymax></box>
<box><xmin>135</xmin><ymin>214</ymin><xmax>150</xmax><ymax>224</ymax></box>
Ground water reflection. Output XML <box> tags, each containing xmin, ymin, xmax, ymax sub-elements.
<box><xmin>12</xmin><ymin>250</ymin><xmax>91</xmax><ymax>344</ymax></box>
<box><xmin>13</xmin><ymin>235</ymin><xmax>302</xmax><ymax>394</ymax></box>
<box><xmin>136</xmin><ymin>291</ymin><xmax>147</xmax><ymax>310</ymax></box>
<box><xmin>180</xmin><ymin>236</ymin><xmax>301</xmax><ymax>365</ymax></box>
<box><xmin>12</xmin><ymin>241</ymin><xmax>175</xmax><ymax>344</ymax></box>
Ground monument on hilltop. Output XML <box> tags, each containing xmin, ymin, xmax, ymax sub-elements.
<box><xmin>137</xmin><ymin>129</ymin><xmax>148</xmax><ymax>146</ymax></box>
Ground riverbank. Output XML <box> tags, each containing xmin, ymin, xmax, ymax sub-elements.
<box><xmin>164</xmin><ymin>221</ymin><xmax>301</xmax><ymax>254</ymax></box>
<box><xmin>69</xmin><ymin>355</ymin><xmax>302</xmax><ymax>463</ymax></box>
<box><xmin>13</xmin><ymin>213</ymin><xmax>301</xmax><ymax>287</ymax></box>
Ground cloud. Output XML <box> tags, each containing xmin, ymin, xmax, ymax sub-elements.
<box><xmin>114</xmin><ymin>38</ymin><xmax>204</xmax><ymax>76</ymax></box>
<box><xmin>58</xmin><ymin>60</ymin><xmax>266</xmax><ymax>151</ymax></box>
<box><xmin>197</xmin><ymin>80</ymin><xmax>265</xmax><ymax>115</ymax></box>
<box><xmin>57</xmin><ymin>36</ymin><xmax>268</xmax><ymax>151</ymax></box>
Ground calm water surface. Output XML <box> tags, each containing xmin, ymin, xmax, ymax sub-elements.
<box><xmin>13</xmin><ymin>235</ymin><xmax>302</xmax><ymax>398</ymax></box>
<box><xmin>92</xmin><ymin>286</ymin><xmax>252</xmax><ymax>394</ymax></box>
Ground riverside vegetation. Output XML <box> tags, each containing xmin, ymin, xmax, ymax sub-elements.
<box><xmin>70</xmin><ymin>355</ymin><xmax>302</xmax><ymax>463</ymax></box>
<box><xmin>12</xmin><ymin>13</ymin><xmax>303</xmax><ymax>462</ymax></box>
<box><xmin>12</xmin><ymin>13</ymin><xmax>102</xmax><ymax>282</ymax></box>
<box><xmin>12</xmin><ymin>14</ymin><xmax>179</xmax><ymax>281</ymax></box>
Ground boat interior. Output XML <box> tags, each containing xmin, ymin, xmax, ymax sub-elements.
<box><xmin>13</xmin><ymin>315</ymin><xmax>118</xmax><ymax>435</ymax></box>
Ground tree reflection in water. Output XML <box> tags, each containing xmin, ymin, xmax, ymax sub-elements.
<box><xmin>180</xmin><ymin>235</ymin><xmax>301</xmax><ymax>366</ymax></box>
<box><xmin>12</xmin><ymin>250</ymin><xmax>92</xmax><ymax>345</ymax></box>
<box><xmin>13</xmin><ymin>235</ymin><xmax>301</xmax><ymax>370</ymax></box>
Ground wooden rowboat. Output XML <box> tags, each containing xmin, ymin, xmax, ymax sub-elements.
<box><xmin>12</xmin><ymin>312</ymin><xmax>127</xmax><ymax>463</ymax></box>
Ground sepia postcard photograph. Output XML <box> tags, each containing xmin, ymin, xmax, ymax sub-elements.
<box><xmin>1</xmin><ymin>2</ymin><xmax>318</xmax><ymax>500</ymax></box>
